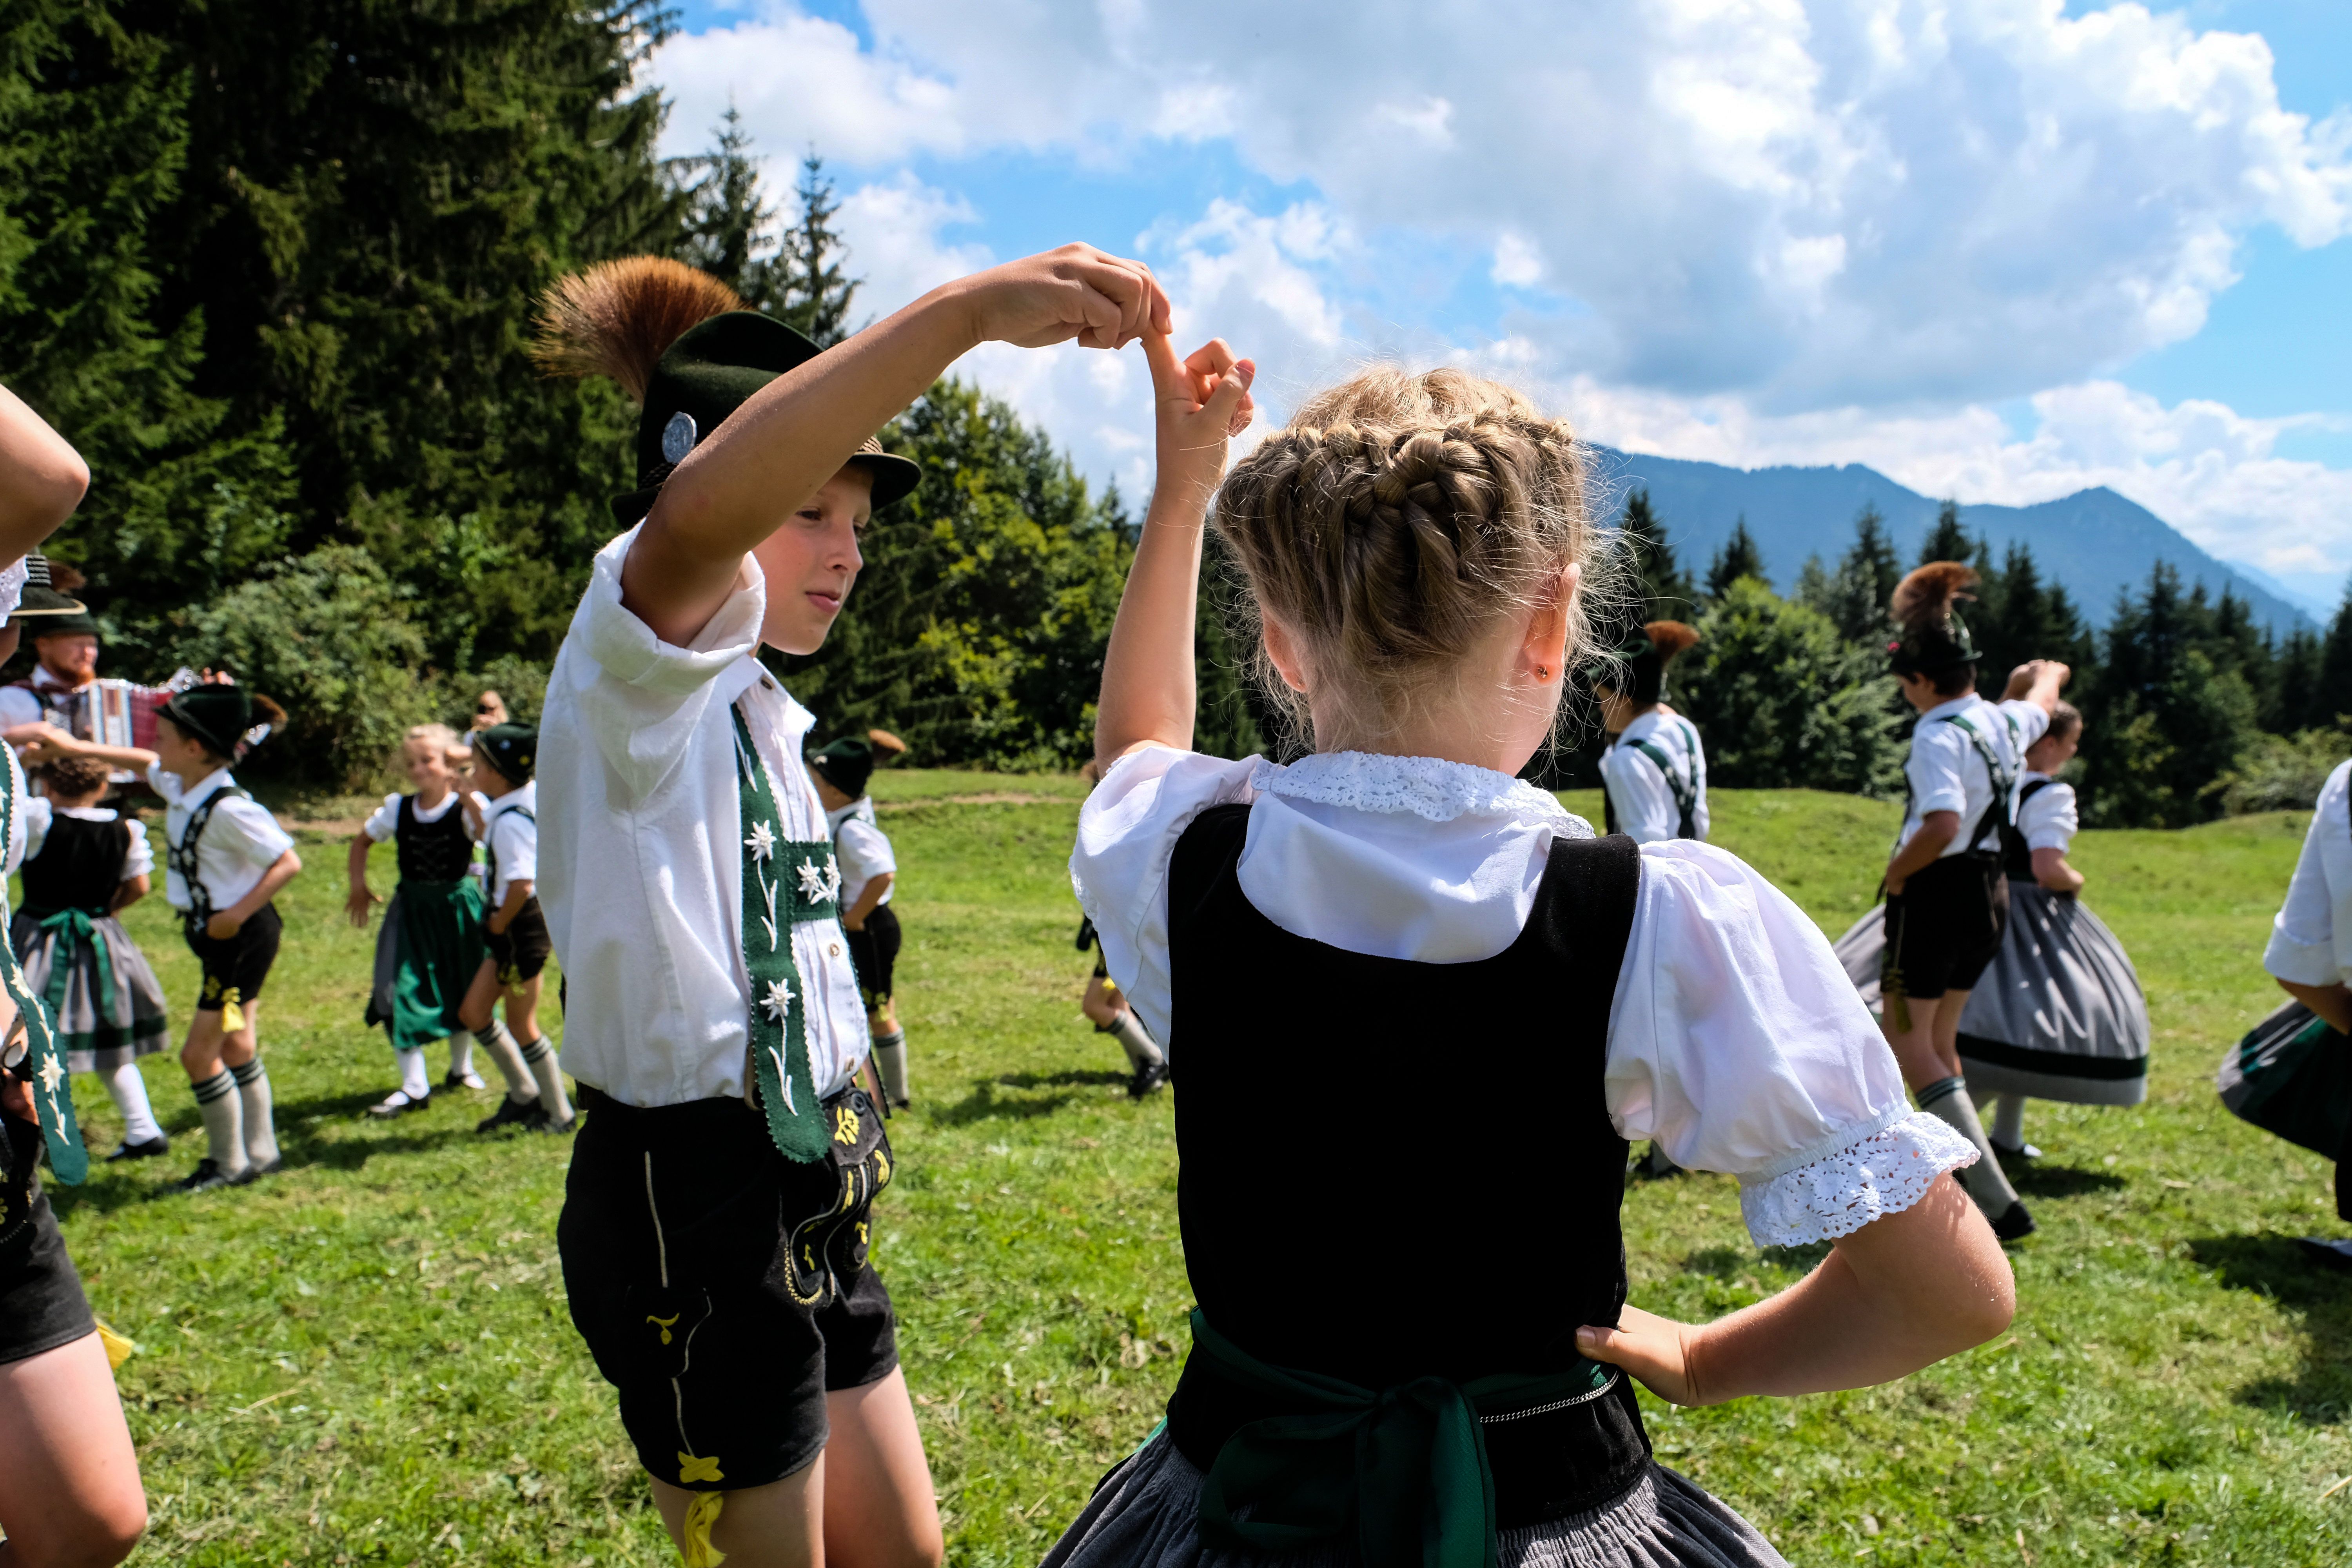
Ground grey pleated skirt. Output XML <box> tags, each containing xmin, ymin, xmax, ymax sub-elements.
<box><xmin>10</xmin><ymin>910</ymin><xmax>171</xmax><ymax>1073</ymax></box>
<box><xmin>1038</xmin><ymin>1432</ymin><xmax>1788</xmax><ymax>1568</ymax></box>
<box><xmin>1833</xmin><ymin>884</ymin><xmax>2149</xmax><ymax>1106</ymax></box>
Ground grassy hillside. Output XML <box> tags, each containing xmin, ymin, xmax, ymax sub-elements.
<box><xmin>42</xmin><ymin>777</ymin><xmax>2352</xmax><ymax>1564</ymax></box>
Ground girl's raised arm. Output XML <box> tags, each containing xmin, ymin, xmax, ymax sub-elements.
<box><xmin>0</xmin><ymin>385</ymin><xmax>88</xmax><ymax>562</ymax></box>
<box><xmin>624</xmin><ymin>245</ymin><xmax>1172</xmax><ymax>645</ymax></box>
<box><xmin>1094</xmin><ymin>333</ymin><xmax>1254</xmax><ymax>766</ymax></box>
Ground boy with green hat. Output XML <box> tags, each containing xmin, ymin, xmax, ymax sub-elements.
<box><xmin>534</xmin><ymin>242</ymin><xmax>1171</xmax><ymax>1568</ymax></box>
<box><xmin>808</xmin><ymin>732</ymin><xmax>909</xmax><ymax>1108</ymax></box>
<box><xmin>459</xmin><ymin>721</ymin><xmax>572</xmax><ymax>1134</ymax></box>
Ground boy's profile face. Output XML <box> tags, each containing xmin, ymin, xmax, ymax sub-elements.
<box><xmin>753</xmin><ymin>465</ymin><xmax>873</xmax><ymax>657</ymax></box>
<box><xmin>152</xmin><ymin>715</ymin><xmax>215</xmax><ymax>786</ymax></box>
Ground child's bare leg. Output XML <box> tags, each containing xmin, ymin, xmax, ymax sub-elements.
<box><xmin>1891</xmin><ymin>993</ymin><xmax>2022</xmax><ymax>1225</ymax></box>
<box><xmin>866</xmin><ymin>995</ymin><xmax>909</xmax><ymax>1108</ymax></box>
<box><xmin>820</xmin><ymin>1370</ymin><xmax>943</xmax><ymax>1568</ymax></box>
<box><xmin>650</xmin><ymin>1462</ymin><xmax>822</xmax><ymax>1568</ymax></box>
<box><xmin>499</xmin><ymin>974</ymin><xmax>570</xmax><ymax>1127</ymax></box>
<box><xmin>219</xmin><ymin>1002</ymin><xmax>278</xmax><ymax>1171</ymax></box>
<box><xmin>0</xmin><ymin>1332</ymin><xmax>146</xmax><ymax>1566</ymax></box>
<box><xmin>463</xmin><ymin>958</ymin><xmax>542</xmax><ymax>1127</ymax></box>
<box><xmin>1084</xmin><ymin>977</ymin><xmax>1163</xmax><ymax>1095</ymax></box>
<box><xmin>178</xmin><ymin>1011</ymin><xmax>247</xmax><ymax>1182</ymax></box>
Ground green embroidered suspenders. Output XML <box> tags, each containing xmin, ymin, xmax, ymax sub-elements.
<box><xmin>731</xmin><ymin>704</ymin><xmax>843</xmax><ymax>1164</ymax></box>
<box><xmin>0</xmin><ymin>764</ymin><xmax>85</xmax><ymax>1187</ymax></box>
<box><xmin>1628</xmin><ymin>717</ymin><xmax>1704</xmax><ymax>841</ymax></box>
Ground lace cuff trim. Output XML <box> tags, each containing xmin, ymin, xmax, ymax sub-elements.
<box><xmin>1738</xmin><ymin>1112</ymin><xmax>1977</xmax><ymax>1248</ymax></box>
<box><xmin>1252</xmin><ymin>750</ymin><xmax>1584</xmax><ymax>829</ymax></box>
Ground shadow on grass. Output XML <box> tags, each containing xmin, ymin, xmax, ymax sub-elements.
<box><xmin>932</xmin><ymin>1071</ymin><xmax>1125</xmax><ymax>1127</ymax></box>
<box><xmin>2187</xmin><ymin>1233</ymin><xmax>2352</xmax><ymax>1424</ymax></box>
<box><xmin>2009</xmin><ymin>1161</ymin><xmax>2128</xmax><ymax>1199</ymax></box>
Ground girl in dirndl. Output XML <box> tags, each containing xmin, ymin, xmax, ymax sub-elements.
<box><xmin>1955</xmin><ymin>701</ymin><xmax>2149</xmax><ymax>1160</ymax></box>
<box><xmin>1056</xmin><ymin>351</ymin><xmax>2014</xmax><ymax>1568</ymax></box>
<box><xmin>13</xmin><ymin>752</ymin><xmax>170</xmax><ymax>1161</ymax></box>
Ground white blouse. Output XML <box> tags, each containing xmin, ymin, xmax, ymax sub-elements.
<box><xmin>2266</xmin><ymin>759</ymin><xmax>2352</xmax><ymax>989</ymax></box>
<box><xmin>361</xmin><ymin>788</ymin><xmax>464</xmax><ymax>842</ymax></box>
<box><xmin>1072</xmin><ymin>746</ymin><xmax>1973</xmax><ymax>1247</ymax></box>
<box><xmin>22</xmin><ymin>800</ymin><xmax>153</xmax><ymax>881</ymax></box>
<box><xmin>2016</xmin><ymin>772</ymin><xmax>2078</xmax><ymax>854</ymax></box>
<box><xmin>1897</xmin><ymin>695</ymin><xmax>2050</xmax><ymax>856</ymax></box>
<box><xmin>1597</xmin><ymin>710</ymin><xmax>1710</xmax><ymax>844</ymax></box>
<box><xmin>827</xmin><ymin>799</ymin><xmax>895</xmax><ymax>910</ymax></box>
<box><xmin>146</xmin><ymin>763</ymin><xmax>296</xmax><ymax>912</ymax></box>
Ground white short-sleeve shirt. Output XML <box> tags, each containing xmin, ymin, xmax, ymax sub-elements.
<box><xmin>2266</xmin><ymin>759</ymin><xmax>2352</xmax><ymax>988</ymax></box>
<box><xmin>827</xmin><ymin>799</ymin><xmax>895</xmax><ymax>910</ymax></box>
<box><xmin>480</xmin><ymin>783</ymin><xmax>537</xmax><ymax>906</ymax></box>
<box><xmin>22</xmin><ymin>800</ymin><xmax>152</xmax><ymax>881</ymax></box>
<box><xmin>1072</xmin><ymin>745</ymin><xmax>1975</xmax><ymax>1248</ymax></box>
<box><xmin>539</xmin><ymin>526</ymin><xmax>869</xmax><ymax>1110</ymax></box>
<box><xmin>1897</xmin><ymin>695</ymin><xmax>2051</xmax><ymax>856</ymax></box>
<box><xmin>2016</xmin><ymin>772</ymin><xmax>2078</xmax><ymax>855</ymax></box>
<box><xmin>1597</xmin><ymin>710</ymin><xmax>1709</xmax><ymax>844</ymax></box>
<box><xmin>146</xmin><ymin>762</ymin><xmax>295</xmax><ymax>911</ymax></box>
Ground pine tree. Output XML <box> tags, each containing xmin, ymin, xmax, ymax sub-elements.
<box><xmin>1705</xmin><ymin>517</ymin><xmax>1768</xmax><ymax>599</ymax></box>
<box><xmin>1803</xmin><ymin>505</ymin><xmax>1903</xmax><ymax>646</ymax></box>
<box><xmin>1617</xmin><ymin>488</ymin><xmax>1698</xmax><ymax>621</ymax></box>
<box><xmin>2316</xmin><ymin>587</ymin><xmax>2352</xmax><ymax>729</ymax></box>
<box><xmin>2271</xmin><ymin>626</ymin><xmax>2326</xmax><ymax>733</ymax></box>
<box><xmin>2078</xmin><ymin>563</ymin><xmax>2258</xmax><ymax>826</ymax></box>
<box><xmin>1916</xmin><ymin>499</ymin><xmax>1971</xmax><ymax>566</ymax></box>
<box><xmin>682</xmin><ymin>104</ymin><xmax>784</xmax><ymax>314</ymax></box>
<box><xmin>779</xmin><ymin>152</ymin><xmax>859</xmax><ymax>347</ymax></box>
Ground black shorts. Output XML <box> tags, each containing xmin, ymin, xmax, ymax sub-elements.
<box><xmin>185</xmin><ymin>902</ymin><xmax>283</xmax><ymax>1012</ymax></box>
<box><xmin>558</xmin><ymin>1086</ymin><xmax>899</xmax><ymax>1492</ymax></box>
<box><xmin>845</xmin><ymin>905</ymin><xmax>900</xmax><ymax>1006</ymax></box>
<box><xmin>1883</xmin><ymin>853</ymin><xmax>2009</xmax><ymax>1003</ymax></box>
<box><xmin>0</xmin><ymin>1119</ymin><xmax>94</xmax><ymax>1365</ymax></box>
<box><xmin>487</xmin><ymin>898</ymin><xmax>552</xmax><ymax>985</ymax></box>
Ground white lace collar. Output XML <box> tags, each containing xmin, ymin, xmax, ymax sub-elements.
<box><xmin>1249</xmin><ymin>750</ymin><xmax>1579</xmax><ymax>827</ymax></box>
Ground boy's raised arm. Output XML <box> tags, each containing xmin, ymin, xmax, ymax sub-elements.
<box><xmin>623</xmin><ymin>245</ymin><xmax>1172</xmax><ymax>645</ymax></box>
<box><xmin>0</xmin><ymin>385</ymin><xmax>88</xmax><ymax>563</ymax></box>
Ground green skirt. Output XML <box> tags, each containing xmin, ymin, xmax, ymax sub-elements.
<box><xmin>365</xmin><ymin>880</ymin><xmax>488</xmax><ymax>1051</ymax></box>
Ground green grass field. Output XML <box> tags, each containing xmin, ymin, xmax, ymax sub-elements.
<box><xmin>42</xmin><ymin>776</ymin><xmax>2352</xmax><ymax>1565</ymax></box>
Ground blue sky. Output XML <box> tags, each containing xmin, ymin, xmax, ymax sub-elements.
<box><xmin>649</xmin><ymin>0</ymin><xmax>2352</xmax><ymax>612</ymax></box>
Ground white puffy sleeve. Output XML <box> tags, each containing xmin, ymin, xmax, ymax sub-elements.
<box><xmin>1605</xmin><ymin>841</ymin><xmax>1976</xmax><ymax>1247</ymax></box>
<box><xmin>362</xmin><ymin>792</ymin><xmax>403</xmax><ymax>843</ymax></box>
<box><xmin>20</xmin><ymin>795</ymin><xmax>50</xmax><ymax>863</ymax></box>
<box><xmin>121</xmin><ymin>819</ymin><xmax>154</xmax><ymax>881</ymax></box>
<box><xmin>2020</xmin><ymin>781</ymin><xmax>2078</xmax><ymax>853</ymax></box>
<box><xmin>2266</xmin><ymin>761</ymin><xmax>2352</xmax><ymax>987</ymax></box>
<box><xmin>1069</xmin><ymin>744</ymin><xmax>1262</xmax><ymax>1043</ymax></box>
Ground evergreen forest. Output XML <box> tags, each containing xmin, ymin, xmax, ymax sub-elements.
<box><xmin>2</xmin><ymin>0</ymin><xmax>2346</xmax><ymax>822</ymax></box>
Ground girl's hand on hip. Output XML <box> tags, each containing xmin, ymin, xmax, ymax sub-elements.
<box><xmin>1577</xmin><ymin>1305</ymin><xmax>1715</xmax><ymax>1406</ymax></box>
<box><xmin>1144</xmin><ymin>332</ymin><xmax>1255</xmax><ymax>509</ymax></box>
<box><xmin>959</xmin><ymin>244</ymin><xmax>1170</xmax><ymax>351</ymax></box>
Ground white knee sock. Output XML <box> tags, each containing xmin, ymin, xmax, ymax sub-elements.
<box><xmin>871</xmin><ymin>1029</ymin><xmax>909</xmax><ymax>1104</ymax></box>
<box><xmin>517</xmin><ymin>1033</ymin><xmax>573</xmax><ymax>1123</ymax></box>
<box><xmin>192</xmin><ymin>1069</ymin><xmax>247</xmax><ymax>1178</ymax></box>
<box><xmin>476</xmin><ymin>1018</ymin><xmax>537</xmax><ymax>1105</ymax></box>
<box><xmin>446</xmin><ymin>1029</ymin><xmax>475</xmax><ymax>1080</ymax></box>
<box><xmin>1918</xmin><ymin>1075</ymin><xmax>2019</xmax><ymax>1216</ymax></box>
<box><xmin>231</xmin><ymin>1057</ymin><xmax>278</xmax><ymax>1168</ymax></box>
<box><xmin>103</xmin><ymin>1061</ymin><xmax>163</xmax><ymax>1145</ymax></box>
<box><xmin>397</xmin><ymin>1046</ymin><xmax>431</xmax><ymax>1100</ymax></box>
<box><xmin>1105</xmin><ymin>1011</ymin><xmax>1163</xmax><ymax>1072</ymax></box>
<box><xmin>1992</xmin><ymin>1093</ymin><xmax>2027</xmax><ymax>1149</ymax></box>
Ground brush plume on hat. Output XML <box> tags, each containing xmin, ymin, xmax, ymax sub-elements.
<box><xmin>530</xmin><ymin>258</ymin><xmax>744</xmax><ymax>402</ymax></box>
<box><xmin>1600</xmin><ymin>619</ymin><xmax>1700</xmax><ymax>706</ymax></box>
<box><xmin>1888</xmin><ymin>562</ymin><xmax>1981</xmax><ymax>677</ymax></box>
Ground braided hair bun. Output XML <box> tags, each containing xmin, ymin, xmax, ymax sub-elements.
<box><xmin>1212</xmin><ymin>367</ymin><xmax>1597</xmax><ymax>746</ymax></box>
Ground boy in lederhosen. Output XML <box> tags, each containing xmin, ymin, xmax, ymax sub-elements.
<box><xmin>534</xmin><ymin>244</ymin><xmax>1167</xmax><ymax>1566</ymax></box>
<box><xmin>1875</xmin><ymin>562</ymin><xmax>2067</xmax><ymax>1243</ymax></box>
<box><xmin>808</xmin><ymin>734</ymin><xmax>911</xmax><ymax>1109</ymax></box>
<box><xmin>461</xmin><ymin>723</ymin><xmax>572</xmax><ymax>1134</ymax></box>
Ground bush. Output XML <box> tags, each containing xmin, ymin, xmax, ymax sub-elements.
<box><xmin>2217</xmin><ymin>728</ymin><xmax>2350</xmax><ymax>815</ymax></box>
<box><xmin>1674</xmin><ymin>578</ymin><xmax>1904</xmax><ymax>795</ymax></box>
<box><xmin>173</xmin><ymin>545</ymin><xmax>442</xmax><ymax>789</ymax></box>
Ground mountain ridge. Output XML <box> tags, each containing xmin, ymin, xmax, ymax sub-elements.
<box><xmin>1588</xmin><ymin>447</ymin><xmax>2315</xmax><ymax>635</ymax></box>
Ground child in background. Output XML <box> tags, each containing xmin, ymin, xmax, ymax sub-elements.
<box><xmin>349</xmin><ymin>723</ymin><xmax>489</xmax><ymax>1116</ymax></box>
<box><xmin>1593</xmin><ymin>621</ymin><xmax>1708</xmax><ymax>844</ymax></box>
<box><xmin>1054</xmin><ymin>350</ymin><xmax>2010</xmax><ymax>1568</ymax></box>
<box><xmin>809</xmin><ymin>730</ymin><xmax>911</xmax><ymax>1108</ymax></box>
<box><xmin>1077</xmin><ymin>915</ymin><xmax>1165</xmax><ymax>1098</ymax></box>
<box><xmin>35</xmin><ymin>684</ymin><xmax>303</xmax><ymax>1192</ymax></box>
<box><xmin>1955</xmin><ymin>699</ymin><xmax>2150</xmax><ymax>1159</ymax></box>
<box><xmin>462</xmin><ymin>723</ymin><xmax>571</xmax><ymax>1134</ymax></box>
<box><xmin>15</xmin><ymin>753</ymin><xmax>171</xmax><ymax>1160</ymax></box>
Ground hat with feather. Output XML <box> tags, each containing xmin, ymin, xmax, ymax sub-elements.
<box><xmin>13</xmin><ymin>555</ymin><xmax>93</xmax><ymax>633</ymax></box>
<box><xmin>1597</xmin><ymin>620</ymin><xmax>1700</xmax><ymax>706</ymax></box>
<box><xmin>1887</xmin><ymin>562</ymin><xmax>1980</xmax><ymax>677</ymax></box>
<box><xmin>531</xmin><ymin>258</ymin><xmax>922</xmax><ymax>528</ymax></box>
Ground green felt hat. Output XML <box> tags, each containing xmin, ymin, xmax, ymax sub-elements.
<box><xmin>475</xmin><ymin>722</ymin><xmax>537</xmax><ymax>785</ymax></box>
<box><xmin>158</xmin><ymin>685</ymin><xmax>259</xmax><ymax>760</ymax></box>
<box><xmin>610</xmin><ymin>313</ymin><xmax>922</xmax><ymax>526</ymax></box>
<box><xmin>808</xmin><ymin>735</ymin><xmax>877</xmax><ymax>800</ymax></box>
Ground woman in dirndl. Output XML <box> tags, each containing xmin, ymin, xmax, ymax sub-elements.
<box><xmin>1951</xmin><ymin>702</ymin><xmax>2149</xmax><ymax>1160</ymax></box>
<box><xmin>12</xmin><ymin>751</ymin><xmax>171</xmax><ymax>1161</ymax></box>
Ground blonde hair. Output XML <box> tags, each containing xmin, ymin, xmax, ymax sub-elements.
<box><xmin>402</xmin><ymin>723</ymin><xmax>461</xmax><ymax>757</ymax></box>
<box><xmin>1211</xmin><ymin>366</ymin><xmax>1603</xmax><ymax>749</ymax></box>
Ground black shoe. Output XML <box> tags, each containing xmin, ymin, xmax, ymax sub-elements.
<box><xmin>443</xmin><ymin>1067</ymin><xmax>486</xmax><ymax>1092</ymax></box>
<box><xmin>1990</xmin><ymin>1200</ymin><xmax>2037</xmax><ymax>1241</ymax></box>
<box><xmin>368</xmin><ymin>1088</ymin><xmax>431</xmax><ymax>1119</ymax></box>
<box><xmin>1127</xmin><ymin>1060</ymin><xmax>1169</xmax><ymax>1100</ymax></box>
<box><xmin>475</xmin><ymin>1095</ymin><xmax>539</xmax><ymax>1134</ymax></box>
<box><xmin>234</xmin><ymin>1157</ymin><xmax>283</xmax><ymax>1185</ymax></box>
<box><xmin>532</xmin><ymin>1109</ymin><xmax>579</xmax><ymax>1135</ymax></box>
<box><xmin>2297</xmin><ymin>1237</ymin><xmax>2352</xmax><ymax>1271</ymax></box>
<box><xmin>171</xmin><ymin>1159</ymin><xmax>239</xmax><ymax>1194</ymax></box>
<box><xmin>1989</xmin><ymin>1139</ymin><xmax>2043</xmax><ymax>1161</ymax></box>
<box><xmin>106</xmin><ymin>1134</ymin><xmax>170</xmax><ymax>1162</ymax></box>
